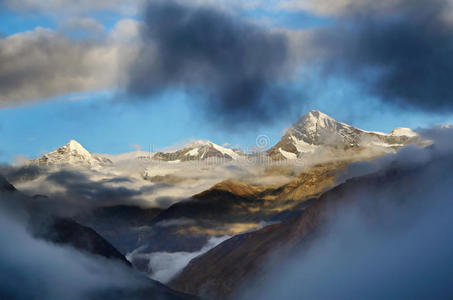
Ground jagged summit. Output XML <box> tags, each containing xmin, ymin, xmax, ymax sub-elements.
<box><xmin>28</xmin><ymin>140</ymin><xmax>112</xmax><ymax>167</ymax></box>
<box><xmin>268</xmin><ymin>110</ymin><xmax>420</xmax><ymax>160</ymax></box>
<box><xmin>153</xmin><ymin>140</ymin><xmax>243</xmax><ymax>162</ymax></box>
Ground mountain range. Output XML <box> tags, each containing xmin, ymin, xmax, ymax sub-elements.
<box><xmin>26</xmin><ymin>110</ymin><xmax>422</xmax><ymax>166</ymax></box>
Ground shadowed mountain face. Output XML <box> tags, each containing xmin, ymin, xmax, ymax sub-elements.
<box><xmin>0</xmin><ymin>175</ymin><xmax>130</xmax><ymax>265</ymax></box>
<box><xmin>35</xmin><ymin>217</ymin><xmax>132</xmax><ymax>266</ymax></box>
<box><xmin>169</xmin><ymin>151</ymin><xmax>453</xmax><ymax>299</ymax></box>
<box><xmin>76</xmin><ymin>205</ymin><xmax>163</xmax><ymax>254</ymax></box>
<box><xmin>90</xmin><ymin>285</ymin><xmax>199</xmax><ymax>300</ymax></box>
<box><xmin>0</xmin><ymin>175</ymin><xmax>16</xmax><ymax>192</ymax></box>
<box><xmin>0</xmin><ymin>175</ymin><xmax>199</xmax><ymax>300</ymax></box>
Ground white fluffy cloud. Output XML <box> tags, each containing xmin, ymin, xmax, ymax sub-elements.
<box><xmin>0</xmin><ymin>20</ymin><xmax>141</xmax><ymax>107</ymax></box>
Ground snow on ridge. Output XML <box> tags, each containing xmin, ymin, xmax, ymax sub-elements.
<box><xmin>279</xmin><ymin>148</ymin><xmax>297</xmax><ymax>160</ymax></box>
<box><xmin>176</xmin><ymin>139</ymin><xmax>240</xmax><ymax>160</ymax></box>
<box><xmin>390</xmin><ymin>128</ymin><xmax>418</xmax><ymax>137</ymax></box>
<box><xmin>290</xmin><ymin>135</ymin><xmax>318</xmax><ymax>153</ymax></box>
<box><xmin>302</xmin><ymin>110</ymin><xmax>417</xmax><ymax>138</ymax></box>
<box><xmin>185</xmin><ymin>148</ymin><xmax>200</xmax><ymax>157</ymax></box>
<box><xmin>211</xmin><ymin>143</ymin><xmax>240</xmax><ymax>160</ymax></box>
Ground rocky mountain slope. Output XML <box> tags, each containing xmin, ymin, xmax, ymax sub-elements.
<box><xmin>268</xmin><ymin>110</ymin><xmax>420</xmax><ymax>160</ymax></box>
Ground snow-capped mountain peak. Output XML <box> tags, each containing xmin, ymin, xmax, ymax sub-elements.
<box><xmin>295</xmin><ymin>110</ymin><xmax>337</xmax><ymax>132</ymax></box>
<box><xmin>153</xmin><ymin>140</ymin><xmax>243</xmax><ymax>162</ymax></box>
<box><xmin>62</xmin><ymin>139</ymin><xmax>91</xmax><ymax>157</ymax></box>
<box><xmin>269</xmin><ymin>111</ymin><xmax>421</xmax><ymax>160</ymax></box>
<box><xmin>28</xmin><ymin>140</ymin><xmax>112</xmax><ymax>167</ymax></box>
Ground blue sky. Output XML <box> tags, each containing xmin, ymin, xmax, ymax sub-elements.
<box><xmin>0</xmin><ymin>1</ymin><xmax>451</xmax><ymax>163</ymax></box>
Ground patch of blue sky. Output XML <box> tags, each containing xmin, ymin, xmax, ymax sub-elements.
<box><xmin>0</xmin><ymin>9</ymin><xmax>57</xmax><ymax>35</ymax></box>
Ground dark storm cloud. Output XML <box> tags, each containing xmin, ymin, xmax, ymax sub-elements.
<box><xmin>315</xmin><ymin>0</ymin><xmax>453</xmax><ymax>112</ymax></box>
<box><xmin>127</xmin><ymin>0</ymin><xmax>296</xmax><ymax>126</ymax></box>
